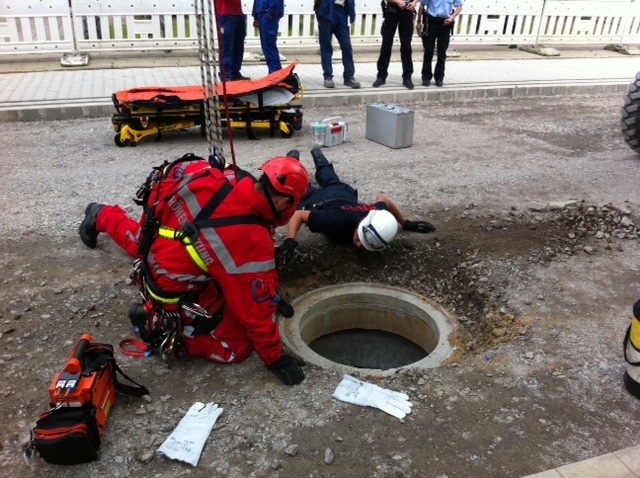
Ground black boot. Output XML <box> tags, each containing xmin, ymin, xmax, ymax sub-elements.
<box><xmin>310</xmin><ymin>147</ymin><xmax>329</xmax><ymax>168</ymax></box>
<box><xmin>79</xmin><ymin>202</ymin><xmax>104</xmax><ymax>248</ymax></box>
<box><xmin>128</xmin><ymin>303</ymin><xmax>150</xmax><ymax>341</ymax></box>
<box><xmin>285</xmin><ymin>149</ymin><xmax>300</xmax><ymax>161</ymax></box>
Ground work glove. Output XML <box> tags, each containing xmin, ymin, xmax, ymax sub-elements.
<box><xmin>275</xmin><ymin>294</ymin><xmax>294</xmax><ymax>318</ymax></box>
<box><xmin>275</xmin><ymin>238</ymin><xmax>298</xmax><ymax>268</ymax></box>
<box><xmin>268</xmin><ymin>354</ymin><xmax>305</xmax><ymax>385</ymax></box>
<box><xmin>403</xmin><ymin>220</ymin><xmax>436</xmax><ymax>233</ymax></box>
<box><xmin>157</xmin><ymin>402</ymin><xmax>223</xmax><ymax>466</ymax></box>
<box><xmin>332</xmin><ymin>375</ymin><xmax>413</xmax><ymax>420</ymax></box>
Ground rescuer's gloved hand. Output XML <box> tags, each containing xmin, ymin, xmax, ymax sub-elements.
<box><xmin>403</xmin><ymin>220</ymin><xmax>436</xmax><ymax>233</ymax></box>
<box><xmin>275</xmin><ymin>295</ymin><xmax>294</xmax><ymax>318</ymax></box>
<box><xmin>268</xmin><ymin>354</ymin><xmax>305</xmax><ymax>385</ymax></box>
<box><xmin>332</xmin><ymin>375</ymin><xmax>413</xmax><ymax>420</ymax></box>
<box><xmin>275</xmin><ymin>238</ymin><xmax>298</xmax><ymax>268</ymax></box>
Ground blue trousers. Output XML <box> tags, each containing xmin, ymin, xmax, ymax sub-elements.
<box><xmin>219</xmin><ymin>15</ymin><xmax>247</xmax><ymax>81</ymax></box>
<box><xmin>257</xmin><ymin>15</ymin><xmax>282</xmax><ymax>73</ymax></box>
<box><xmin>317</xmin><ymin>8</ymin><xmax>355</xmax><ymax>82</ymax></box>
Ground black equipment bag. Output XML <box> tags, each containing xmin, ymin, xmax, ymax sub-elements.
<box><xmin>31</xmin><ymin>405</ymin><xmax>101</xmax><ymax>465</ymax></box>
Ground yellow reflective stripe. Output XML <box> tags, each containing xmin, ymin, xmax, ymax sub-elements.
<box><xmin>145</xmin><ymin>283</ymin><xmax>181</xmax><ymax>304</ymax></box>
<box><xmin>157</xmin><ymin>227</ymin><xmax>208</xmax><ymax>273</ymax></box>
<box><xmin>631</xmin><ymin>316</ymin><xmax>640</xmax><ymax>349</ymax></box>
<box><xmin>185</xmin><ymin>244</ymin><xmax>208</xmax><ymax>273</ymax></box>
<box><xmin>158</xmin><ymin>226</ymin><xmax>178</xmax><ymax>240</ymax></box>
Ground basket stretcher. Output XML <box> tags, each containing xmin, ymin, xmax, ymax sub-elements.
<box><xmin>111</xmin><ymin>63</ymin><xmax>304</xmax><ymax>146</ymax></box>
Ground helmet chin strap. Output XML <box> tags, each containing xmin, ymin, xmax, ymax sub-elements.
<box><xmin>259</xmin><ymin>174</ymin><xmax>282</xmax><ymax>222</ymax></box>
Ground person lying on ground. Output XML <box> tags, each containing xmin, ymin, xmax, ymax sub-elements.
<box><xmin>275</xmin><ymin>147</ymin><xmax>435</xmax><ymax>267</ymax></box>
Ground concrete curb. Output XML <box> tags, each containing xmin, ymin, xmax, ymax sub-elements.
<box><xmin>0</xmin><ymin>81</ymin><xmax>629</xmax><ymax>123</ymax></box>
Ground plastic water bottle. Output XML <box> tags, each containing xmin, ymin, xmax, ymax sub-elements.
<box><xmin>312</xmin><ymin>122</ymin><xmax>325</xmax><ymax>148</ymax></box>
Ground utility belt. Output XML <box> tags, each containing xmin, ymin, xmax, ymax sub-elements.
<box><xmin>382</xmin><ymin>1</ymin><xmax>413</xmax><ymax>16</ymax></box>
<box><xmin>303</xmin><ymin>196</ymin><xmax>354</xmax><ymax>211</ymax></box>
<box><xmin>425</xmin><ymin>13</ymin><xmax>449</xmax><ymax>24</ymax></box>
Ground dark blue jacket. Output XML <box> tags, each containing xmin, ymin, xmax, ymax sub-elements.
<box><xmin>316</xmin><ymin>0</ymin><xmax>356</xmax><ymax>24</ymax></box>
<box><xmin>252</xmin><ymin>0</ymin><xmax>284</xmax><ymax>19</ymax></box>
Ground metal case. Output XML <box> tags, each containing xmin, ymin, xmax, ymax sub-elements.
<box><xmin>365</xmin><ymin>103</ymin><xmax>414</xmax><ymax>149</ymax></box>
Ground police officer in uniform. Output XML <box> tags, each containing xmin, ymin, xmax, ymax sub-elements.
<box><xmin>372</xmin><ymin>0</ymin><xmax>419</xmax><ymax>90</ymax></box>
<box><xmin>417</xmin><ymin>0</ymin><xmax>463</xmax><ymax>87</ymax></box>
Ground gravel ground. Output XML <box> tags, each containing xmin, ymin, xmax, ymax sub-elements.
<box><xmin>1</xmin><ymin>92</ymin><xmax>640</xmax><ymax>478</ymax></box>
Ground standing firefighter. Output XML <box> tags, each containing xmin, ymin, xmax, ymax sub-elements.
<box><xmin>79</xmin><ymin>155</ymin><xmax>310</xmax><ymax>386</ymax></box>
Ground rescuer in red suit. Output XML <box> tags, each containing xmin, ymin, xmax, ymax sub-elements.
<box><xmin>79</xmin><ymin>153</ymin><xmax>309</xmax><ymax>385</ymax></box>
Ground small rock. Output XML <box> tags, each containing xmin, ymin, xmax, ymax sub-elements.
<box><xmin>138</xmin><ymin>450</ymin><xmax>155</xmax><ymax>463</ymax></box>
<box><xmin>324</xmin><ymin>448</ymin><xmax>334</xmax><ymax>464</ymax></box>
<box><xmin>284</xmin><ymin>444</ymin><xmax>299</xmax><ymax>456</ymax></box>
<box><xmin>620</xmin><ymin>216</ymin><xmax>634</xmax><ymax>227</ymax></box>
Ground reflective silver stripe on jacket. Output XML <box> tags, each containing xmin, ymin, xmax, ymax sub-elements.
<box><xmin>199</xmin><ymin>227</ymin><xmax>275</xmax><ymax>274</ymax></box>
<box><xmin>172</xmin><ymin>177</ymin><xmax>275</xmax><ymax>275</ymax></box>
<box><xmin>147</xmin><ymin>251</ymin><xmax>210</xmax><ymax>284</ymax></box>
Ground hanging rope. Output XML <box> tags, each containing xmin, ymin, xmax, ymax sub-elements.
<box><xmin>194</xmin><ymin>0</ymin><xmax>239</xmax><ymax>178</ymax></box>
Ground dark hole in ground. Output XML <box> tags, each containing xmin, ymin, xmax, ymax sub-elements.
<box><xmin>308</xmin><ymin>328</ymin><xmax>428</xmax><ymax>369</ymax></box>
<box><xmin>280</xmin><ymin>202</ymin><xmax>639</xmax><ymax>359</ymax></box>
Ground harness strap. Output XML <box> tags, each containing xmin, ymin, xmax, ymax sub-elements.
<box><xmin>144</xmin><ymin>267</ymin><xmax>185</xmax><ymax>304</ymax></box>
<box><xmin>155</xmin><ymin>178</ymin><xmax>264</xmax><ymax>273</ymax></box>
<box><xmin>158</xmin><ymin>225</ymin><xmax>209</xmax><ymax>273</ymax></box>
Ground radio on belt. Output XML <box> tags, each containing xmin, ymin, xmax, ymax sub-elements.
<box><xmin>312</xmin><ymin>116</ymin><xmax>348</xmax><ymax>147</ymax></box>
<box><xmin>366</xmin><ymin>103</ymin><xmax>414</xmax><ymax>149</ymax></box>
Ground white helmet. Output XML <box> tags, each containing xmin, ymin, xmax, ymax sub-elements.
<box><xmin>357</xmin><ymin>210</ymin><xmax>398</xmax><ymax>251</ymax></box>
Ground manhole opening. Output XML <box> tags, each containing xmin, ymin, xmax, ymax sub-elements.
<box><xmin>309</xmin><ymin>328</ymin><xmax>428</xmax><ymax>370</ymax></box>
<box><xmin>282</xmin><ymin>283</ymin><xmax>457</xmax><ymax>375</ymax></box>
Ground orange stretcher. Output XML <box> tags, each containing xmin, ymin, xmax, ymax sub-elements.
<box><xmin>111</xmin><ymin>62</ymin><xmax>304</xmax><ymax>146</ymax></box>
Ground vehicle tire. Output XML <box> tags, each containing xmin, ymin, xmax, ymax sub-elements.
<box><xmin>114</xmin><ymin>133</ymin><xmax>131</xmax><ymax>147</ymax></box>
<box><xmin>621</xmin><ymin>71</ymin><xmax>640</xmax><ymax>154</ymax></box>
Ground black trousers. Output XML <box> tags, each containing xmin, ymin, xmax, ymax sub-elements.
<box><xmin>376</xmin><ymin>8</ymin><xmax>414</xmax><ymax>80</ymax></box>
<box><xmin>300</xmin><ymin>153</ymin><xmax>357</xmax><ymax>210</ymax></box>
<box><xmin>421</xmin><ymin>14</ymin><xmax>452</xmax><ymax>82</ymax></box>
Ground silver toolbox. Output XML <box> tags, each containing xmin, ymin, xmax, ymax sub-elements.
<box><xmin>365</xmin><ymin>103</ymin><xmax>414</xmax><ymax>149</ymax></box>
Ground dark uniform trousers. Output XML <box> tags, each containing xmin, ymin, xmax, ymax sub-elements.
<box><xmin>376</xmin><ymin>6</ymin><xmax>415</xmax><ymax>81</ymax></box>
<box><xmin>421</xmin><ymin>14</ymin><xmax>453</xmax><ymax>83</ymax></box>
<box><xmin>300</xmin><ymin>154</ymin><xmax>358</xmax><ymax>210</ymax></box>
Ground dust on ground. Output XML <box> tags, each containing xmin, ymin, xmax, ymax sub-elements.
<box><xmin>1</xmin><ymin>92</ymin><xmax>639</xmax><ymax>478</ymax></box>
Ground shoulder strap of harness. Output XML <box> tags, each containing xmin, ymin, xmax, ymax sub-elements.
<box><xmin>156</xmin><ymin>175</ymin><xmax>265</xmax><ymax>274</ymax></box>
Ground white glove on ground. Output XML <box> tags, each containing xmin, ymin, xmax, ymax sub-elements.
<box><xmin>332</xmin><ymin>375</ymin><xmax>413</xmax><ymax>420</ymax></box>
<box><xmin>157</xmin><ymin>402</ymin><xmax>223</xmax><ymax>466</ymax></box>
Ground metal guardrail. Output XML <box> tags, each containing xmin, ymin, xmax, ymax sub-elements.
<box><xmin>0</xmin><ymin>0</ymin><xmax>639</xmax><ymax>56</ymax></box>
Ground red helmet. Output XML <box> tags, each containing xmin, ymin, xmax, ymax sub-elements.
<box><xmin>259</xmin><ymin>157</ymin><xmax>309</xmax><ymax>208</ymax></box>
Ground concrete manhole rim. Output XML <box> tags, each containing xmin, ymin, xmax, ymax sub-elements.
<box><xmin>281</xmin><ymin>282</ymin><xmax>458</xmax><ymax>377</ymax></box>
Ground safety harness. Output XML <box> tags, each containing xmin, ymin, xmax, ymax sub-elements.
<box><xmin>154</xmin><ymin>180</ymin><xmax>263</xmax><ymax>273</ymax></box>
<box><xmin>125</xmin><ymin>158</ymin><xmax>267</xmax><ymax>364</ymax></box>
